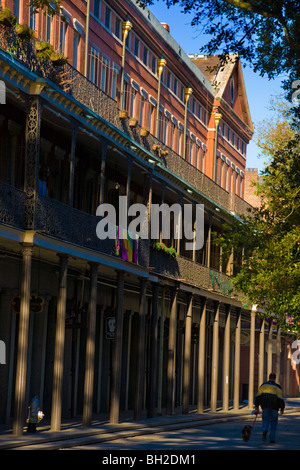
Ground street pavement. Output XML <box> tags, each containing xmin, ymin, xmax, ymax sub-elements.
<box><xmin>1</xmin><ymin>398</ymin><xmax>300</xmax><ymax>451</ymax></box>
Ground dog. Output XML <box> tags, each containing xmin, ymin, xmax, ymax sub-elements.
<box><xmin>241</xmin><ymin>424</ymin><xmax>253</xmax><ymax>442</ymax></box>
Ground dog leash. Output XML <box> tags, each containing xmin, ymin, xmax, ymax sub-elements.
<box><xmin>251</xmin><ymin>411</ymin><xmax>258</xmax><ymax>427</ymax></box>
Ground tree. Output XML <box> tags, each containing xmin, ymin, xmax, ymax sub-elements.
<box><xmin>28</xmin><ymin>0</ymin><xmax>61</xmax><ymax>16</ymax></box>
<box><xmin>138</xmin><ymin>0</ymin><xmax>300</xmax><ymax>107</ymax></box>
<box><xmin>216</xmin><ymin>102</ymin><xmax>300</xmax><ymax>333</ymax></box>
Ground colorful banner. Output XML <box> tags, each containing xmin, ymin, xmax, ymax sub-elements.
<box><xmin>116</xmin><ymin>226</ymin><xmax>139</xmax><ymax>265</ymax></box>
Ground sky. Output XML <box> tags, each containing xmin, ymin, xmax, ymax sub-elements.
<box><xmin>147</xmin><ymin>1</ymin><xmax>286</xmax><ymax>173</ymax></box>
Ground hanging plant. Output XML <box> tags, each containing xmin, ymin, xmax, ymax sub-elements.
<box><xmin>0</xmin><ymin>7</ymin><xmax>17</xmax><ymax>27</ymax></box>
<box><xmin>36</xmin><ymin>41</ymin><xmax>53</xmax><ymax>60</ymax></box>
<box><xmin>49</xmin><ymin>52</ymin><xmax>68</xmax><ymax>66</ymax></box>
<box><xmin>15</xmin><ymin>24</ymin><xmax>35</xmax><ymax>41</ymax></box>
<box><xmin>152</xmin><ymin>242</ymin><xmax>178</xmax><ymax>258</ymax></box>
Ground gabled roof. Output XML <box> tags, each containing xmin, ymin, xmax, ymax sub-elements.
<box><xmin>190</xmin><ymin>53</ymin><xmax>254</xmax><ymax>133</ymax></box>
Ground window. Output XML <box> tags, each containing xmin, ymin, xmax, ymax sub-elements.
<box><xmin>195</xmin><ymin>144</ymin><xmax>201</xmax><ymax>169</ymax></box>
<box><xmin>93</xmin><ymin>0</ymin><xmax>101</xmax><ymax>19</ymax></box>
<box><xmin>180</xmin><ymin>84</ymin><xmax>183</xmax><ymax>101</ymax></box>
<box><xmin>220</xmin><ymin>160</ymin><xmax>224</xmax><ymax>187</ymax></box>
<box><xmin>170</xmin><ymin>122</ymin><xmax>176</xmax><ymax>150</ymax></box>
<box><xmin>148</xmin><ymin>103</ymin><xmax>155</xmax><ymax>133</ymax></box>
<box><xmin>139</xmin><ymin>95</ymin><xmax>146</xmax><ymax>126</ymax></box>
<box><xmin>166</xmin><ymin>71</ymin><xmax>171</xmax><ymax>88</ymax></box>
<box><xmin>29</xmin><ymin>6</ymin><xmax>36</xmax><ymax>30</ymax></box>
<box><xmin>143</xmin><ymin>46</ymin><xmax>148</xmax><ymax>66</ymax></box>
<box><xmin>111</xmin><ymin>65</ymin><xmax>119</xmax><ymax>100</ymax></box>
<box><xmin>178</xmin><ymin>127</ymin><xmax>183</xmax><ymax>156</ymax></box>
<box><xmin>60</xmin><ymin>20</ymin><xmax>67</xmax><ymax>54</ymax></box>
<box><xmin>13</xmin><ymin>0</ymin><xmax>20</xmax><ymax>22</ymax></box>
<box><xmin>189</xmin><ymin>139</ymin><xmax>194</xmax><ymax>163</ymax></box>
<box><xmin>151</xmin><ymin>56</ymin><xmax>157</xmax><ymax>75</ymax></box>
<box><xmin>101</xmin><ymin>56</ymin><xmax>110</xmax><ymax>93</ymax></box>
<box><xmin>90</xmin><ymin>47</ymin><xmax>99</xmax><ymax>85</ymax></box>
<box><xmin>192</xmin><ymin>99</ymin><xmax>196</xmax><ymax>115</ymax></box>
<box><xmin>123</xmin><ymin>75</ymin><xmax>129</xmax><ymax>111</ymax></box>
<box><xmin>125</xmin><ymin>31</ymin><xmax>131</xmax><ymax>50</ymax></box>
<box><xmin>173</xmin><ymin>79</ymin><xmax>177</xmax><ymax>96</ymax></box>
<box><xmin>134</xmin><ymin>37</ymin><xmax>140</xmax><ymax>57</ymax></box>
<box><xmin>73</xmin><ymin>31</ymin><xmax>80</xmax><ymax>69</ymax></box>
<box><xmin>163</xmin><ymin>116</ymin><xmax>169</xmax><ymax>145</ymax></box>
<box><xmin>105</xmin><ymin>6</ymin><xmax>111</xmax><ymax>29</ymax></box>
<box><xmin>115</xmin><ymin>17</ymin><xmax>121</xmax><ymax>39</ymax></box>
<box><xmin>130</xmin><ymin>88</ymin><xmax>137</xmax><ymax>118</ymax></box>
<box><xmin>46</xmin><ymin>14</ymin><xmax>52</xmax><ymax>43</ymax></box>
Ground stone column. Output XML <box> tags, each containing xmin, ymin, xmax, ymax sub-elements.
<box><xmin>166</xmin><ymin>286</ymin><xmax>178</xmax><ymax>415</ymax></box>
<box><xmin>197</xmin><ymin>297</ymin><xmax>206</xmax><ymax>413</ymax></box>
<box><xmin>134</xmin><ymin>279</ymin><xmax>147</xmax><ymax>420</ymax></box>
<box><xmin>248</xmin><ymin>308</ymin><xmax>256</xmax><ymax>409</ymax></box>
<box><xmin>13</xmin><ymin>242</ymin><xmax>33</xmax><ymax>436</ymax></box>
<box><xmin>51</xmin><ymin>254</ymin><xmax>68</xmax><ymax>432</ymax></box>
<box><xmin>83</xmin><ymin>263</ymin><xmax>99</xmax><ymax>426</ymax></box>
<box><xmin>276</xmin><ymin>327</ymin><xmax>281</xmax><ymax>382</ymax></box>
<box><xmin>259</xmin><ymin>317</ymin><xmax>265</xmax><ymax>387</ymax></box>
<box><xmin>233</xmin><ymin>308</ymin><xmax>241</xmax><ymax>410</ymax></box>
<box><xmin>267</xmin><ymin>319</ymin><xmax>273</xmax><ymax>377</ymax></box>
<box><xmin>223</xmin><ymin>304</ymin><xmax>231</xmax><ymax>411</ymax></box>
<box><xmin>110</xmin><ymin>270</ymin><xmax>125</xmax><ymax>424</ymax></box>
<box><xmin>182</xmin><ymin>293</ymin><xmax>193</xmax><ymax>414</ymax></box>
<box><xmin>157</xmin><ymin>286</ymin><xmax>165</xmax><ymax>414</ymax></box>
<box><xmin>211</xmin><ymin>301</ymin><xmax>219</xmax><ymax>412</ymax></box>
<box><xmin>148</xmin><ymin>282</ymin><xmax>159</xmax><ymax>418</ymax></box>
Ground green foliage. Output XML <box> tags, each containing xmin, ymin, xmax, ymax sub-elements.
<box><xmin>29</xmin><ymin>0</ymin><xmax>62</xmax><ymax>17</ymax></box>
<box><xmin>0</xmin><ymin>7</ymin><xmax>17</xmax><ymax>27</ymax></box>
<box><xmin>152</xmin><ymin>242</ymin><xmax>178</xmax><ymax>258</ymax></box>
<box><xmin>15</xmin><ymin>24</ymin><xmax>35</xmax><ymax>41</ymax></box>
<box><xmin>215</xmin><ymin>104</ymin><xmax>300</xmax><ymax>333</ymax></box>
<box><xmin>138</xmin><ymin>0</ymin><xmax>300</xmax><ymax>112</ymax></box>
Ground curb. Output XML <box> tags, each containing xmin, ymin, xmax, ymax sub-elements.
<box><xmin>1</xmin><ymin>407</ymin><xmax>298</xmax><ymax>450</ymax></box>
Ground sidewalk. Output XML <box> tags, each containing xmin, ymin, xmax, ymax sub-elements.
<box><xmin>1</xmin><ymin>399</ymin><xmax>300</xmax><ymax>450</ymax></box>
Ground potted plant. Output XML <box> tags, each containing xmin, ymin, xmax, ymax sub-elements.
<box><xmin>49</xmin><ymin>52</ymin><xmax>68</xmax><ymax>66</ymax></box>
<box><xmin>0</xmin><ymin>7</ymin><xmax>17</xmax><ymax>27</ymax></box>
<box><xmin>36</xmin><ymin>41</ymin><xmax>53</xmax><ymax>60</ymax></box>
<box><xmin>128</xmin><ymin>117</ymin><xmax>138</xmax><ymax>127</ymax></box>
<box><xmin>119</xmin><ymin>109</ymin><xmax>128</xmax><ymax>119</ymax></box>
<box><xmin>15</xmin><ymin>23</ymin><xmax>35</xmax><ymax>41</ymax></box>
<box><xmin>140</xmin><ymin>126</ymin><xmax>149</xmax><ymax>137</ymax></box>
<box><xmin>152</xmin><ymin>242</ymin><xmax>177</xmax><ymax>258</ymax></box>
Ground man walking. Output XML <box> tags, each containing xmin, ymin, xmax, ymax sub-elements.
<box><xmin>255</xmin><ymin>372</ymin><xmax>285</xmax><ymax>443</ymax></box>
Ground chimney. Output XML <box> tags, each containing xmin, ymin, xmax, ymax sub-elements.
<box><xmin>161</xmin><ymin>23</ymin><xmax>170</xmax><ymax>32</ymax></box>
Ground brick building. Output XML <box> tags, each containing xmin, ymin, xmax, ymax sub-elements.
<box><xmin>0</xmin><ymin>0</ymin><xmax>298</xmax><ymax>436</ymax></box>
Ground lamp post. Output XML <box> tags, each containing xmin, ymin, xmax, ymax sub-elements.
<box><xmin>120</xmin><ymin>19</ymin><xmax>132</xmax><ymax>112</ymax></box>
<box><xmin>183</xmin><ymin>87</ymin><xmax>193</xmax><ymax>159</ymax></box>
<box><xmin>155</xmin><ymin>57</ymin><xmax>166</xmax><ymax>138</ymax></box>
<box><xmin>84</xmin><ymin>0</ymin><xmax>90</xmax><ymax>77</ymax></box>
<box><xmin>212</xmin><ymin>111</ymin><xmax>222</xmax><ymax>182</ymax></box>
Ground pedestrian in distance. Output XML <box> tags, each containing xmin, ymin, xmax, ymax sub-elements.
<box><xmin>254</xmin><ymin>372</ymin><xmax>285</xmax><ymax>444</ymax></box>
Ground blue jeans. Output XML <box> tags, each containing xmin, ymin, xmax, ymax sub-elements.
<box><xmin>262</xmin><ymin>408</ymin><xmax>279</xmax><ymax>441</ymax></box>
